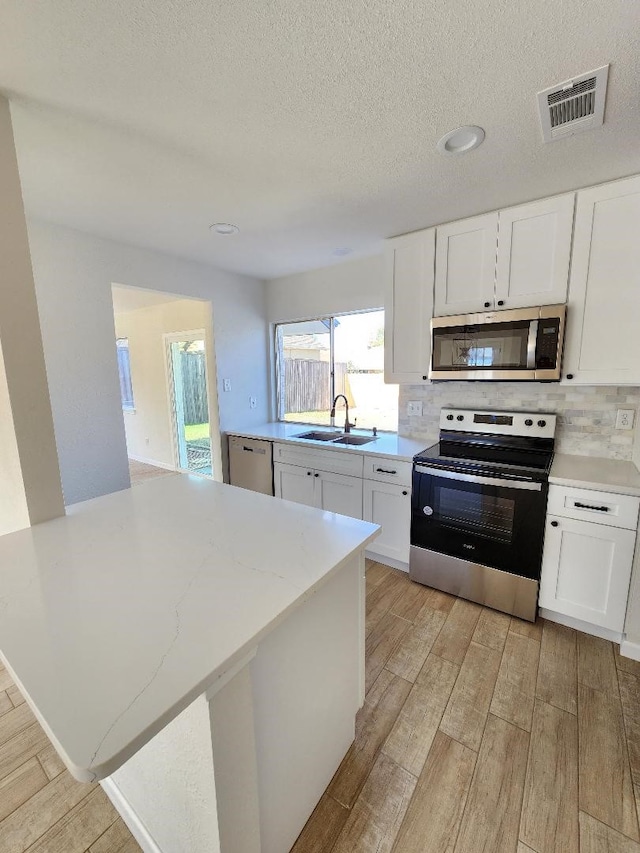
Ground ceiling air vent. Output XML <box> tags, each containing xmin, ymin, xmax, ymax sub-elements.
<box><xmin>537</xmin><ymin>65</ymin><xmax>609</xmax><ymax>143</ymax></box>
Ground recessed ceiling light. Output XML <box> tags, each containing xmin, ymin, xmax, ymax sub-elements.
<box><xmin>210</xmin><ymin>223</ymin><xmax>239</xmax><ymax>236</ymax></box>
<box><xmin>332</xmin><ymin>247</ymin><xmax>353</xmax><ymax>257</ymax></box>
<box><xmin>436</xmin><ymin>126</ymin><xmax>485</xmax><ymax>156</ymax></box>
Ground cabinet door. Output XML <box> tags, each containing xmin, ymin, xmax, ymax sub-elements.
<box><xmin>273</xmin><ymin>462</ymin><xmax>316</xmax><ymax>508</ymax></box>
<box><xmin>539</xmin><ymin>514</ymin><xmax>637</xmax><ymax>631</ymax></box>
<box><xmin>316</xmin><ymin>471</ymin><xmax>363</xmax><ymax>520</ymax></box>
<box><xmin>563</xmin><ymin>175</ymin><xmax>640</xmax><ymax>384</ymax></box>
<box><xmin>495</xmin><ymin>194</ymin><xmax>574</xmax><ymax>310</ymax></box>
<box><xmin>384</xmin><ymin>229</ymin><xmax>435</xmax><ymax>383</ymax></box>
<box><xmin>434</xmin><ymin>213</ymin><xmax>498</xmax><ymax>316</ymax></box>
<box><xmin>363</xmin><ymin>480</ymin><xmax>411</xmax><ymax>564</ymax></box>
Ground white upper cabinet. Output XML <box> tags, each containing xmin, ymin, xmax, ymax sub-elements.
<box><xmin>562</xmin><ymin>175</ymin><xmax>640</xmax><ymax>385</ymax></box>
<box><xmin>495</xmin><ymin>194</ymin><xmax>574</xmax><ymax>310</ymax></box>
<box><xmin>384</xmin><ymin>229</ymin><xmax>435</xmax><ymax>384</ymax></box>
<box><xmin>434</xmin><ymin>213</ymin><xmax>498</xmax><ymax>316</ymax></box>
<box><xmin>434</xmin><ymin>196</ymin><xmax>574</xmax><ymax>316</ymax></box>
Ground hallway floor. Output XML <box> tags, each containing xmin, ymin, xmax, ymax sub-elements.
<box><xmin>128</xmin><ymin>459</ymin><xmax>178</xmax><ymax>487</ymax></box>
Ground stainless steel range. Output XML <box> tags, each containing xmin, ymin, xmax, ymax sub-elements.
<box><xmin>410</xmin><ymin>408</ymin><xmax>556</xmax><ymax>622</ymax></box>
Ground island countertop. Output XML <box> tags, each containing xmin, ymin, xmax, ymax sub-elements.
<box><xmin>0</xmin><ymin>476</ymin><xmax>378</xmax><ymax>782</ymax></box>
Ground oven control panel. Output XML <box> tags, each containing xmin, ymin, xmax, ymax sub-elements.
<box><xmin>440</xmin><ymin>409</ymin><xmax>556</xmax><ymax>439</ymax></box>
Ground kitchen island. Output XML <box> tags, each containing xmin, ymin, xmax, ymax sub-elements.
<box><xmin>0</xmin><ymin>475</ymin><xmax>378</xmax><ymax>852</ymax></box>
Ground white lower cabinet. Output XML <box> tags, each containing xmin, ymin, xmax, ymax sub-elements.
<box><xmin>363</xmin><ymin>479</ymin><xmax>411</xmax><ymax>564</ymax></box>
<box><xmin>540</xmin><ymin>485</ymin><xmax>639</xmax><ymax>633</ymax></box>
<box><xmin>274</xmin><ymin>461</ymin><xmax>363</xmax><ymax>519</ymax></box>
<box><xmin>273</xmin><ymin>444</ymin><xmax>412</xmax><ymax>568</ymax></box>
<box><xmin>316</xmin><ymin>469</ymin><xmax>363</xmax><ymax>518</ymax></box>
<box><xmin>273</xmin><ymin>461</ymin><xmax>316</xmax><ymax>508</ymax></box>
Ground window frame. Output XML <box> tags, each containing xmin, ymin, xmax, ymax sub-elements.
<box><xmin>116</xmin><ymin>337</ymin><xmax>136</xmax><ymax>412</ymax></box>
<box><xmin>274</xmin><ymin>308</ymin><xmax>396</xmax><ymax>432</ymax></box>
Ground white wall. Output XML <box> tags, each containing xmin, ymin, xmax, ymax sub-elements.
<box><xmin>267</xmin><ymin>254</ymin><xmax>384</xmax><ymax>323</ymax></box>
<box><xmin>108</xmin><ymin>694</ymin><xmax>220</xmax><ymax>853</ymax></box>
<box><xmin>115</xmin><ymin>298</ymin><xmax>218</xmax><ymax>470</ymax></box>
<box><xmin>28</xmin><ymin>220</ymin><xmax>268</xmax><ymax>504</ymax></box>
<box><xmin>0</xmin><ymin>96</ymin><xmax>65</xmax><ymax>532</ymax></box>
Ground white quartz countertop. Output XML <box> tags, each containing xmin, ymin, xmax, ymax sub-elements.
<box><xmin>227</xmin><ymin>422</ymin><xmax>429</xmax><ymax>461</ymax></box>
<box><xmin>0</xmin><ymin>476</ymin><xmax>378</xmax><ymax>782</ymax></box>
<box><xmin>550</xmin><ymin>454</ymin><xmax>640</xmax><ymax>496</ymax></box>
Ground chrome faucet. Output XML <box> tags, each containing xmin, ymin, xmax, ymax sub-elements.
<box><xmin>330</xmin><ymin>394</ymin><xmax>356</xmax><ymax>433</ymax></box>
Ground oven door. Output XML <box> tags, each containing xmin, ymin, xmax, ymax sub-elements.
<box><xmin>411</xmin><ymin>465</ymin><xmax>548</xmax><ymax>579</ymax></box>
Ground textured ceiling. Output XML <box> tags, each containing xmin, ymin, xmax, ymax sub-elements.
<box><xmin>1</xmin><ymin>1</ymin><xmax>639</xmax><ymax>279</ymax></box>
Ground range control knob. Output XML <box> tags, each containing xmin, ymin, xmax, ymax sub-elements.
<box><xmin>537</xmin><ymin>419</ymin><xmax>547</xmax><ymax>428</ymax></box>
<box><xmin>457</xmin><ymin>415</ymin><xmax>464</xmax><ymax>421</ymax></box>
<box><xmin>524</xmin><ymin>419</ymin><xmax>533</xmax><ymax>426</ymax></box>
<box><xmin>446</xmin><ymin>414</ymin><xmax>454</xmax><ymax>421</ymax></box>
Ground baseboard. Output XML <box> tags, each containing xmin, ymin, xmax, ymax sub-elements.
<box><xmin>365</xmin><ymin>550</ymin><xmax>409</xmax><ymax>573</ymax></box>
<box><xmin>101</xmin><ymin>778</ymin><xmax>163</xmax><ymax>853</ymax></box>
<box><xmin>539</xmin><ymin>608</ymin><xmax>623</xmax><ymax>643</ymax></box>
<box><xmin>128</xmin><ymin>455</ymin><xmax>176</xmax><ymax>471</ymax></box>
<box><xmin>620</xmin><ymin>639</ymin><xmax>640</xmax><ymax>662</ymax></box>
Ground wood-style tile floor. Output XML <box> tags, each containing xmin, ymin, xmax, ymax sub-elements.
<box><xmin>3</xmin><ymin>562</ymin><xmax>640</xmax><ymax>852</ymax></box>
<box><xmin>0</xmin><ymin>662</ymin><xmax>141</xmax><ymax>852</ymax></box>
<box><xmin>292</xmin><ymin>561</ymin><xmax>640</xmax><ymax>853</ymax></box>
<box><xmin>128</xmin><ymin>458</ymin><xmax>178</xmax><ymax>487</ymax></box>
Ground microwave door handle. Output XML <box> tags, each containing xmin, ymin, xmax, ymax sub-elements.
<box><xmin>526</xmin><ymin>320</ymin><xmax>539</xmax><ymax>369</ymax></box>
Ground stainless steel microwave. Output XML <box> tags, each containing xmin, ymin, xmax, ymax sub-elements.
<box><xmin>429</xmin><ymin>304</ymin><xmax>566</xmax><ymax>381</ymax></box>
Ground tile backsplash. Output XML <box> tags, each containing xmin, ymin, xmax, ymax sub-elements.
<box><xmin>398</xmin><ymin>384</ymin><xmax>640</xmax><ymax>460</ymax></box>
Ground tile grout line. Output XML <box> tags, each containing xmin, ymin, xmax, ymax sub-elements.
<box><xmin>614</xmin><ymin>661</ymin><xmax>640</xmax><ymax>842</ymax></box>
<box><xmin>516</xmin><ymin>625</ymin><xmax>544</xmax><ymax>853</ymax></box>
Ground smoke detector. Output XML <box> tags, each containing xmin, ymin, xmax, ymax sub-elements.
<box><xmin>537</xmin><ymin>65</ymin><xmax>609</xmax><ymax>143</ymax></box>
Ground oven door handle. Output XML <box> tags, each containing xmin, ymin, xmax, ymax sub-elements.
<box><xmin>414</xmin><ymin>465</ymin><xmax>542</xmax><ymax>492</ymax></box>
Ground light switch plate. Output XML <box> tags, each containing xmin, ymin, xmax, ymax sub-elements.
<box><xmin>616</xmin><ymin>409</ymin><xmax>635</xmax><ymax>430</ymax></box>
<box><xmin>249</xmin><ymin>396</ymin><xmax>257</xmax><ymax>409</ymax></box>
<box><xmin>407</xmin><ymin>401</ymin><xmax>423</xmax><ymax>417</ymax></box>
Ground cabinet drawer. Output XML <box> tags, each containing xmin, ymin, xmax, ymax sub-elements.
<box><xmin>547</xmin><ymin>484</ymin><xmax>640</xmax><ymax>530</ymax></box>
<box><xmin>273</xmin><ymin>443</ymin><xmax>364</xmax><ymax>477</ymax></box>
<box><xmin>364</xmin><ymin>456</ymin><xmax>412</xmax><ymax>487</ymax></box>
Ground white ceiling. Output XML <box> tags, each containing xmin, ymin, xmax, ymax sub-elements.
<box><xmin>2</xmin><ymin>1</ymin><xmax>639</xmax><ymax>280</ymax></box>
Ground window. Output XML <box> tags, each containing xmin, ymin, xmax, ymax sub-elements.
<box><xmin>275</xmin><ymin>310</ymin><xmax>398</xmax><ymax>432</ymax></box>
<box><xmin>116</xmin><ymin>338</ymin><xmax>135</xmax><ymax>411</ymax></box>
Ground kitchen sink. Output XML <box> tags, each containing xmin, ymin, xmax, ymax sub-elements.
<box><xmin>332</xmin><ymin>435</ymin><xmax>375</xmax><ymax>445</ymax></box>
<box><xmin>294</xmin><ymin>430</ymin><xmax>376</xmax><ymax>445</ymax></box>
<box><xmin>294</xmin><ymin>431</ymin><xmax>345</xmax><ymax>441</ymax></box>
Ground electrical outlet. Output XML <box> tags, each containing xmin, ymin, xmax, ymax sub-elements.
<box><xmin>616</xmin><ymin>409</ymin><xmax>635</xmax><ymax>430</ymax></box>
<box><xmin>223</xmin><ymin>378</ymin><xmax>231</xmax><ymax>392</ymax></box>
<box><xmin>249</xmin><ymin>396</ymin><xmax>257</xmax><ymax>409</ymax></box>
<box><xmin>145</xmin><ymin>437</ymin><xmax>150</xmax><ymax>445</ymax></box>
<box><xmin>406</xmin><ymin>401</ymin><xmax>423</xmax><ymax>417</ymax></box>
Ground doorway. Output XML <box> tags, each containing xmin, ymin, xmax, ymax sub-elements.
<box><xmin>166</xmin><ymin>331</ymin><xmax>213</xmax><ymax>476</ymax></box>
<box><xmin>111</xmin><ymin>284</ymin><xmax>223</xmax><ymax>484</ymax></box>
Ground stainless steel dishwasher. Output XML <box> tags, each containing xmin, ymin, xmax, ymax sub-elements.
<box><xmin>228</xmin><ymin>436</ymin><xmax>274</xmax><ymax>495</ymax></box>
